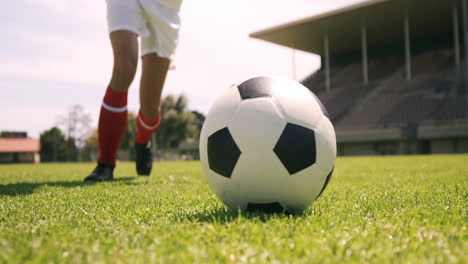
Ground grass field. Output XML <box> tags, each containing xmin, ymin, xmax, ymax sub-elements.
<box><xmin>0</xmin><ymin>155</ymin><xmax>466</xmax><ymax>263</ymax></box>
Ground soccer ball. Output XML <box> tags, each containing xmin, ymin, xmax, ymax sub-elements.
<box><xmin>199</xmin><ymin>76</ymin><xmax>336</xmax><ymax>214</ymax></box>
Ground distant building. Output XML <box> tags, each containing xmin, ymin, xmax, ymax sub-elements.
<box><xmin>0</xmin><ymin>132</ymin><xmax>40</xmax><ymax>163</ymax></box>
<box><xmin>251</xmin><ymin>0</ymin><xmax>468</xmax><ymax>155</ymax></box>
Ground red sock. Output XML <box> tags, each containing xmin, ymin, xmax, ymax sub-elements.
<box><xmin>97</xmin><ymin>86</ymin><xmax>128</xmax><ymax>167</ymax></box>
<box><xmin>135</xmin><ymin>109</ymin><xmax>161</xmax><ymax>145</ymax></box>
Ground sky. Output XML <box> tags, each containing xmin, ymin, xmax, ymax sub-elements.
<box><xmin>0</xmin><ymin>0</ymin><xmax>365</xmax><ymax>138</ymax></box>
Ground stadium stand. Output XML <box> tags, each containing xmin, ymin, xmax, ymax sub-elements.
<box><xmin>251</xmin><ymin>0</ymin><xmax>468</xmax><ymax>155</ymax></box>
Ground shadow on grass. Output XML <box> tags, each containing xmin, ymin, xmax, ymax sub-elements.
<box><xmin>180</xmin><ymin>207</ymin><xmax>300</xmax><ymax>224</ymax></box>
<box><xmin>0</xmin><ymin>177</ymin><xmax>139</xmax><ymax>196</ymax></box>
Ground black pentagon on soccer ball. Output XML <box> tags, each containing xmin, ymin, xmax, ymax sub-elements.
<box><xmin>237</xmin><ymin>76</ymin><xmax>274</xmax><ymax>100</ymax></box>
<box><xmin>207</xmin><ymin>127</ymin><xmax>241</xmax><ymax>178</ymax></box>
<box><xmin>273</xmin><ymin>123</ymin><xmax>316</xmax><ymax>175</ymax></box>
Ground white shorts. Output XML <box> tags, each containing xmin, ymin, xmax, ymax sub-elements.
<box><xmin>106</xmin><ymin>0</ymin><xmax>182</xmax><ymax>58</ymax></box>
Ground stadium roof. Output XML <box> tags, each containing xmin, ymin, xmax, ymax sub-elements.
<box><xmin>0</xmin><ymin>138</ymin><xmax>40</xmax><ymax>153</ymax></box>
<box><xmin>250</xmin><ymin>0</ymin><xmax>461</xmax><ymax>56</ymax></box>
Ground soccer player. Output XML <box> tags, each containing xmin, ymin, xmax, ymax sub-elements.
<box><xmin>85</xmin><ymin>0</ymin><xmax>183</xmax><ymax>181</ymax></box>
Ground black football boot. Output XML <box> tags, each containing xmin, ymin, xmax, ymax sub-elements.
<box><xmin>135</xmin><ymin>142</ymin><xmax>152</xmax><ymax>176</ymax></box>
<box><xmin>84</xmin><ymin>163</ymin><xmax>114</xmax><ymax>182</ymax></box>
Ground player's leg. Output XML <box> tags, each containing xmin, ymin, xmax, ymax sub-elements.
<box><xmin>134</xmin><ymin>1</ymin><xmax>181</xmax><ymax>176</ymax></box>
<box><xmin>85</xmin><ymin>0</ymin><xmax>150</xmax><ymax>181</ymax></box>
<box><xmin>109</xmin><ymin>31</ymin><xmax>139</xmax><ymax>93</ymax></box>
<box><xmin>99</xmin><ymin>31</ymin><xmax>139</xmax><ymax>162</ymax></box>
<box><xmin>85</xmin><ymin>31</ymin><xmax>139</xmax><ymax>182</ymax></box>
<box><xmin>134</xmin><ymin>53</ymin><xmax>170</xmax><ymax>175</ymax></box>
<box><xmin>140</xmin><ymin>53</ymin><xmax>170</xmax><ymax>121</ymax></box>
<box><xmin>136</xmin><ymin>53</ymin><xmax>170</xmax><ymax>143</ymax></box>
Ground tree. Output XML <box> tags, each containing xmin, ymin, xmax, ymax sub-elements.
<box><xmin>40</xmin><ymin>127</ymin><xmax>77</xmax><ymax>162</ymax></box>
<box><xmin>57</xmin><ymin>105</ymin><xmax>92</xmax><ymax>148</ymax></box>
<box><xmin>191</xmin><ymin>110</ymin><xmax>206</xmax><ymax>139</ymax></box>
<box><xmin>81</xmin><ymin>129</ymin><xmax>98</xmax><ymax>161</ymax></box>
<box><xmin>156</xmin><ymin>94</ymin><xmax>197</xmax><ymax>149</ymax></box>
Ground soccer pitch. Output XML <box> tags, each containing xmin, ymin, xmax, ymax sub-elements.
<box><xmin>0</xmin><ymin>155</ymin><xmax>466</xmax><ymax>263</ymax></box>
